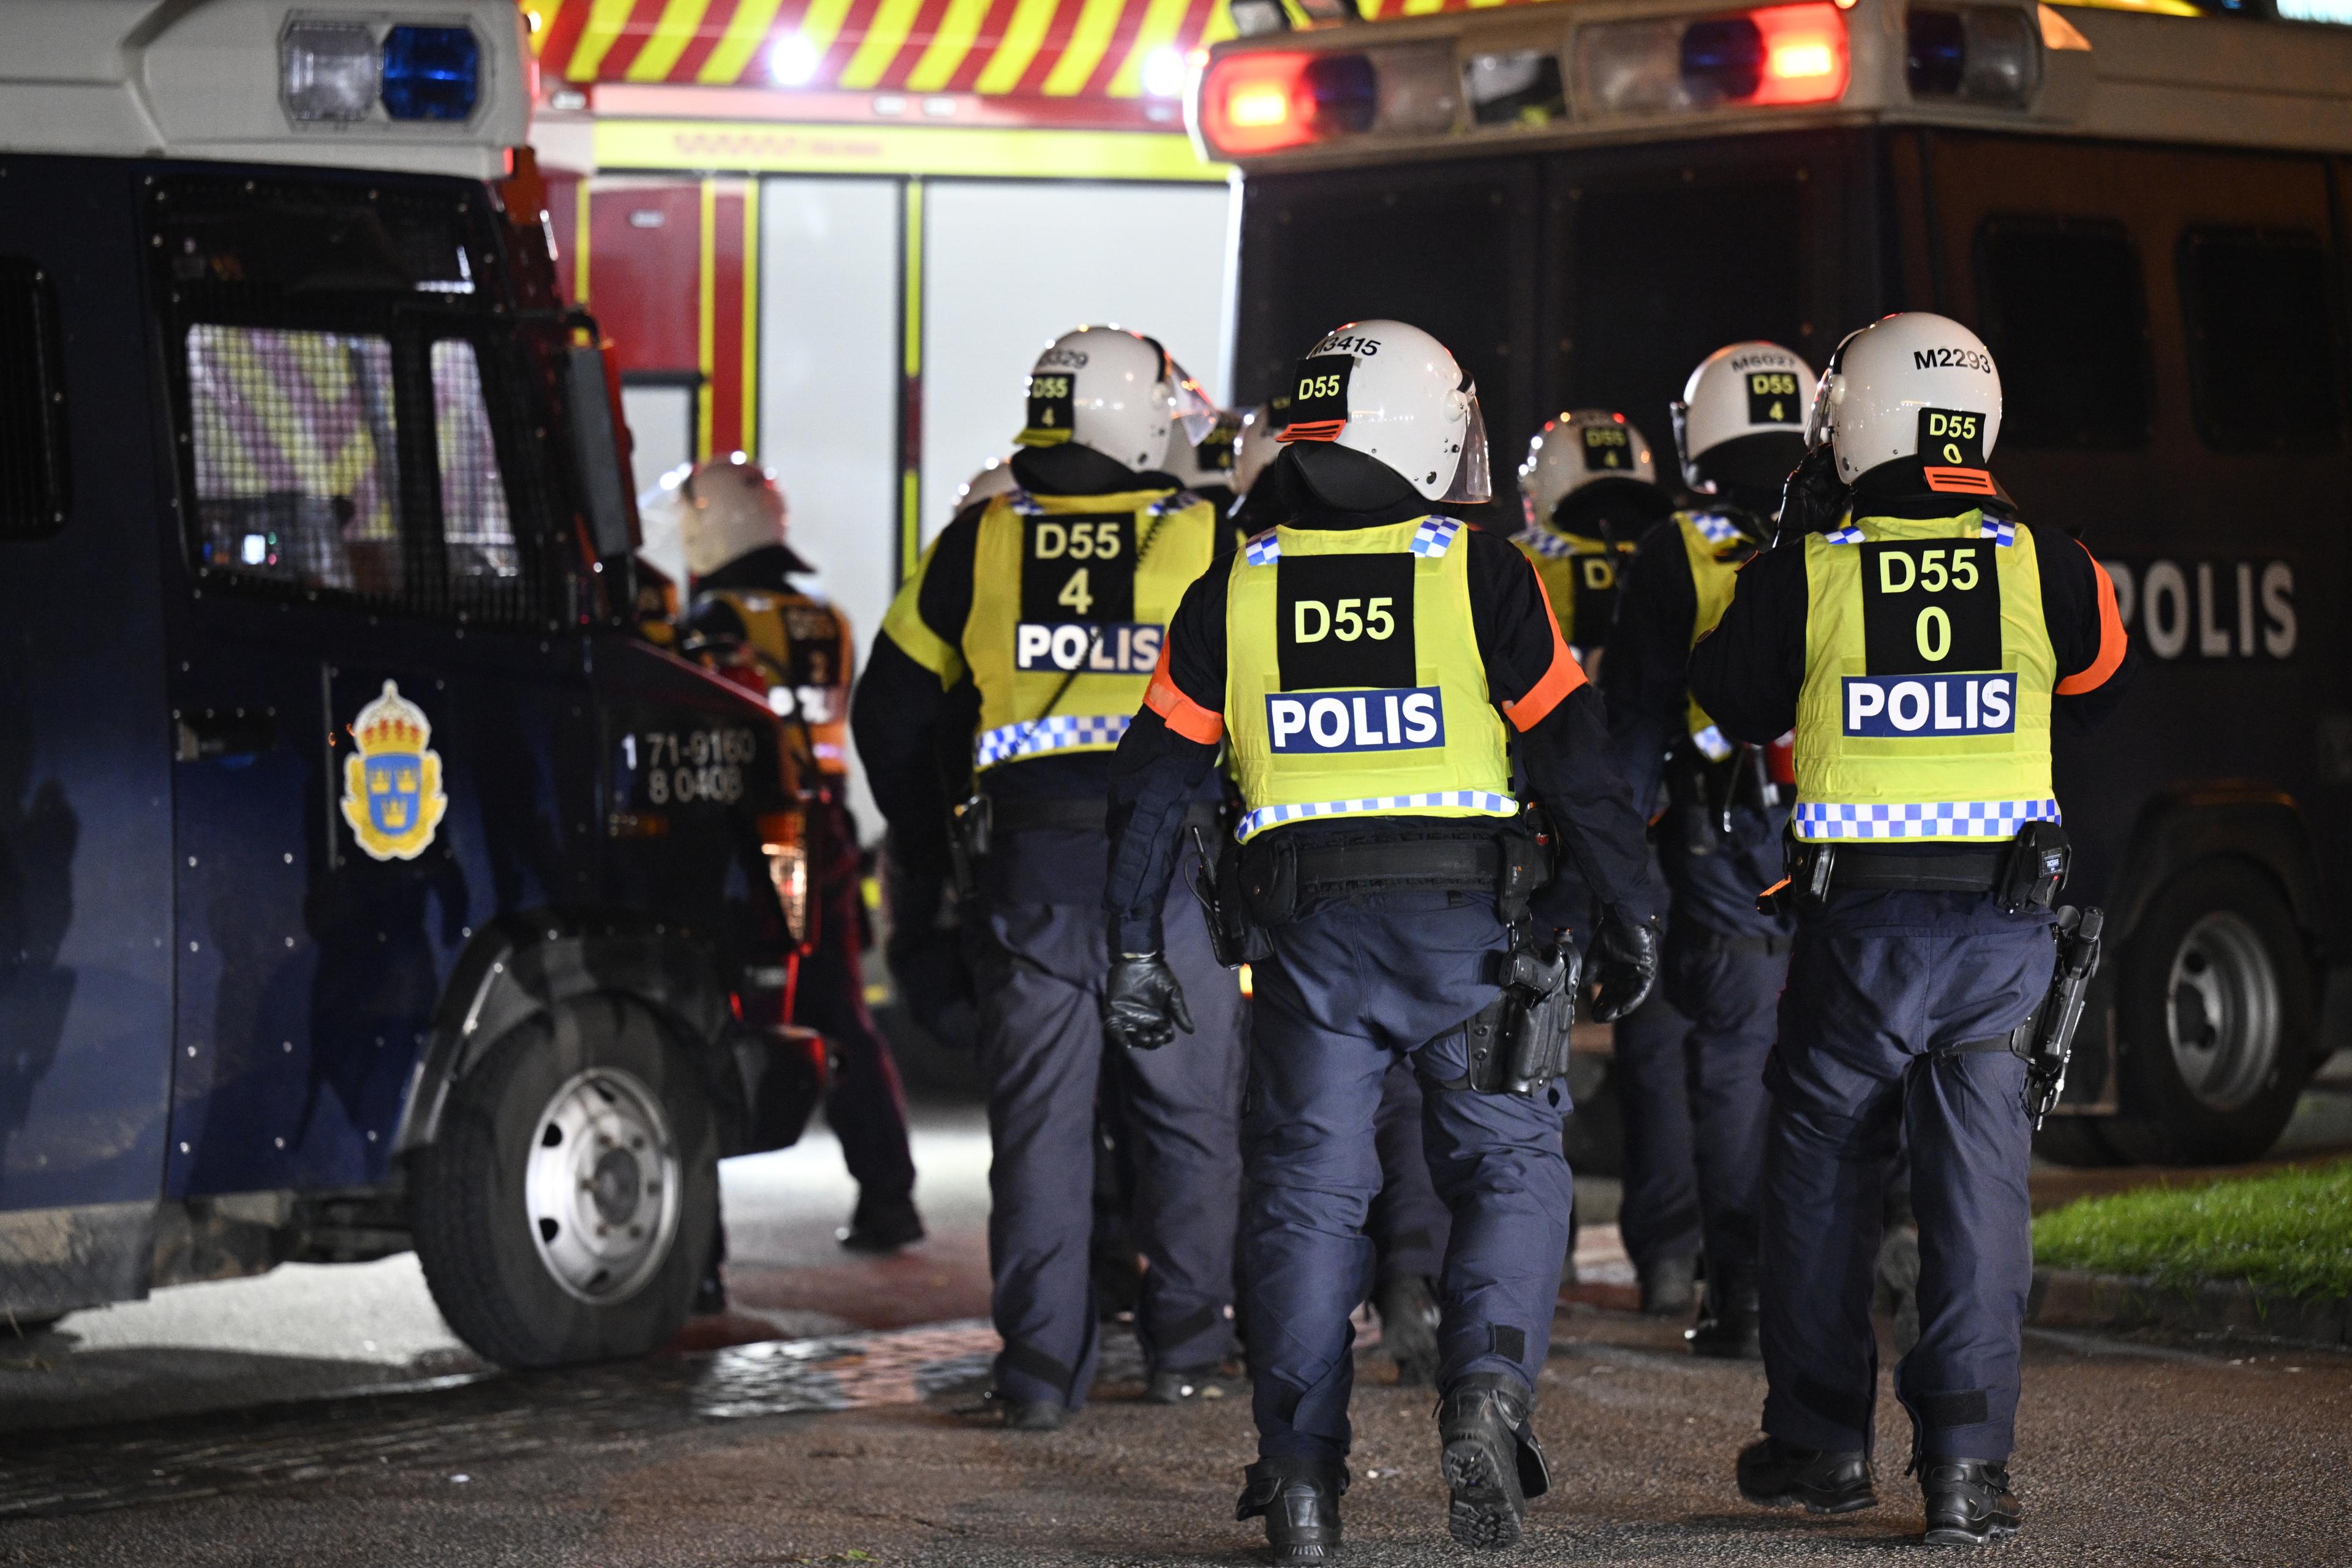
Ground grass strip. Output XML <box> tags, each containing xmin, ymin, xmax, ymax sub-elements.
<box><xmin>2032</xmin><ymin>1158</ymin><xmax>2352</xmax><ymax>1301</ymax></box>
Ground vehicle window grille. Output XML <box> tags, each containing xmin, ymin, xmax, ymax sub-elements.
<box><xmin>431</xmin><ymin>339</ymin><xmax>521</xmax><ymax>589</ymax></box>
<box><xmin>0</xmin><ymin>257</ymin><xmax>70</xmax><ymax>538</ymax></box>
<box><xmin>186</xmin><ymin>325</ymin><xmax>408</xmax><ymax>598</ymax></box>
<box><xmin>2179</xmin><ymin>227</ymin><xmax>2346</xmax><ymax>454</ymax></box>
<box><xmin>155</xmin><ymin>172</ymin><xmax>567</xmax><ymax>629</ymax></box>
<box><xmin>1973</xmin><ymin>218</ymin><xmax>2151</xmax><ymax>451</ymax></box>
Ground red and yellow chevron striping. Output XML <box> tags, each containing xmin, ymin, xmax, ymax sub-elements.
<box><xmin>524</xmin><ymin>0</ymin><xmax>1555</xmax><ymax>98</ymax></box>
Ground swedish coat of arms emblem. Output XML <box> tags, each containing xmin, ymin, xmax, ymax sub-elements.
<box><xmin>340</xmin><ymin>680</ymin><xmax>449</xmax><ymax>861</ymax></box>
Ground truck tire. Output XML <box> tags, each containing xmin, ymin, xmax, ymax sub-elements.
<box><xmin>2100</xmin><ymin>860</ymin><xmax>2313</xmax><ymax>1167</ymax></box>
<box><xmin>411</xmin><ymin>993</ymin><xmax>717</xmax><ymax>1368</ymax></box>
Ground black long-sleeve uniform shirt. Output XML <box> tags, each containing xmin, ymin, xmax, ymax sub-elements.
<box><xmin>1602</xmin><ymin>507</ymin><xmax>1791</xmax><ymax>938</ymax></box>
<box><xmin>1102</xmin><ymin>496</ymin><xmax>1655</xmax><ymax>956</ymax></box>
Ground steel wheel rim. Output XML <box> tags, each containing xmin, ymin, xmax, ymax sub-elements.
<box><xmin>522</xmin><ymin>1066</ymin><xmax>682</xmax><ymax>1305</ymax></box>
<box><xmin>2164</xmin><ymin>911</ymin><xmax>2282</xmax><ymax>1114</ymax></box>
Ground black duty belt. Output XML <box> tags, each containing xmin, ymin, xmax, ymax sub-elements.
<box><xmin>1823</xmin><ymin>846</ymin><xmax>2005</xmax><ymax>894</ymax></box>
<box><xmin>986</xmin><ymin>795</ymin><xmax>1221</xmax><ymax>835</ymax></box>
<box><xmin>1289</xmin><ymin>837</ymin><xmax>1502</xmax><ymax>897</ymax></box>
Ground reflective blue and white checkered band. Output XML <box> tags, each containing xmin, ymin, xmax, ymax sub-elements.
<box><xmin>1513</xmin><ymin>524</ymin><xmax>1574</xmax><ymax>559</ymax></box>
<box><xmin>1690</xmin><ymin>724</ymin><xmax>1733</xmax><ymax>763</ymax></box>
<box><xmin>1243</xmin><ymin>529</ymin><xmax>1281</xmax><ymax>567</ymax></box>
<box><xmin>1823</xmin><ymin>522</ymin><xmax>1866</xmax><ymax>545</ymax></box>
<box><xmin>1236</xmin><ymin>790</ymin><xmax>1518</xmax><ymax>842</ymax></box>
<box><xmin>1979</xmin><ymin>518</ymin><xmax>2017</xmax><ymax>545</ymax></box>
<box><xmin>1793</xmin><ymin>799</ymin><xmax>2062</xmax><ymax>840</ymax></box>
<box><xmin>1690</xmin><ymin>512</ymin><xmax>1746</xmax><ymax>545</ymax></box>
<box><xmin>975</xmin><ymin>713</ymin><xmax>1131</xmax><ymax>768</ymax></box>
<box><xmin>1008</xmin><ymin>490</ymin><xmax>1185</xmax><ymax>518</ymax></box>
<box><xmin>1410</xmin><ymin>517</ymin><xmax>1463</xmax><ymax>557</ymax></box>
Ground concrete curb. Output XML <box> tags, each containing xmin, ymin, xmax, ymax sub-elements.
<box><xmin>2028</xmin><ymin>1268</ymin><xmax>2352</xmax><ymax>1349</ymax></box>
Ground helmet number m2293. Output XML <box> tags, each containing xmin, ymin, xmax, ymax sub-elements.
<box><xmin>1276</xmin><ymin>553</ymin><xmax>1415</xmax><ymax>691</ymax></box>
<box><xmin>1747</xmin><ymin>371</ymin><xmax>1801</xmax><ymax>426</ymax></box>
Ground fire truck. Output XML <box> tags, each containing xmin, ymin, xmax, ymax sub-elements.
<box><xmin>1192</xmin><ymin>0</ymin><xmax>2352</xmax><ymax>1164</ymax></box>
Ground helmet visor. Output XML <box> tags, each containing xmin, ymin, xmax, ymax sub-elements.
<box><xmin>1164</xmin><ymin>354</ymin><xmax>1222</xmax><ymax>445</ymax></box>
<box><xmin>1439</xmin><ymin>390</ymin><xmax>1493</xmax><ymax>505</ymax></box>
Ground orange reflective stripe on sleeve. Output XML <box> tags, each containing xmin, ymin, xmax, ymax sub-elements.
<box><xmin>1500</xmin><ymin>571</ymin><xmax>1589</xmax><ymax>733</ymax></box>
<box><xmin>1144</xmin><ymin>639</ymin><xmax>1225</xmax><ymax>745</ymax></box>
<box><xmin>2056</xmin><ymin>543</ymin><xmax>2127</xmax><ymax>696</ymax></box>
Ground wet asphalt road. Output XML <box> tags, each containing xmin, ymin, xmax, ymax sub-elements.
<box><xmin>2</xmin><ymin>1307</ymin><xmax>2345</xmax><ymax>1567</ymax></box>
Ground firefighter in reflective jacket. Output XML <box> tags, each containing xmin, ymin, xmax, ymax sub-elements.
<box><xmin>1102</xmin><ymin>320</ymin><xmax>1660</xmax><ymax>1557</ymax></box>
<box><xmin>673</xmin><ymin>455</ymin><xmax>923</xmax><ymax>1261</ymax></box>
<box><xmin>852</xmin><ymin>327</ymin><xmax>1246</xmax><ymax>1430</ymax></box>
<box><xmin>1601</xmin><ymin>344</ymin><xmax>1812</xmax><ymax>1355</ymax></box>
<box><xmin>1688</xmin><ymin>313</ymin><xmax>2130</xmax><ymax>1547</ymax></box>
<box><xmin>1513</xmin><ymin>409</ymin><xmax>1670</xmax><ymax>674</ymax></box>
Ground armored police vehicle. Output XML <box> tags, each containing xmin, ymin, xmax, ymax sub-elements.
<box><xmin>0</xmin><ymin>0</ymin><xmax>824</xmax><ymax>1365</ymax></box>
<box><xmin>1193</xmin><ymin>0</ymin><xmax>2352</xmax><ymax>1164</ymax></box>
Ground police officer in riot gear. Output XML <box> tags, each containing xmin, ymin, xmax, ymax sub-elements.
<box><xmin>1513</xmin><ymin>410</ymin><xmax>1672</xmax><ymax>676</ymax></box>
<box><xmin>1102</xmin><ymin>320</ymin><xmax>1659</xmax><ymax>1556</ymax></box>
<box><xmin>1689</xmin><ymin>314</ymin><xmax>2130</xmax><ymax>1545</ymax></box>
<box><xmin>1226</xmin><ymin>399</ymin><xmax>1458</xmax><ymax>1388</ymax></box>
<box><xmin>1167</xmin><ymin>407</ymin><xmax>1245</xmax><ymax>515</ymax></box>
<box><xmin>1603</xmin><ymin>344</ymin><xmax>1813</xmax><ymax>1355</ymax></box>
<box><xmin>853</xmin><ymin>328</ymin><xmax>1246</xmax><ymax>1430</ymax></box>
<box><xmin>671</xmin><ymin>456</ymin><xmax>925</xmax><ymax>1263</ymax></box>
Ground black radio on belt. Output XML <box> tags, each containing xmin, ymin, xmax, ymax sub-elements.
<box><xmin>1998</xmin><ymin>822</ymin><xmax>2071</xmax><ymax>915</ymax></box>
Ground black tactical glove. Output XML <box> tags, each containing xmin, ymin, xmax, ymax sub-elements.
<box><xmin>1102</xmin><ymin>952</ymin><xmax>1195</xmax><ymax>1052</ymax></box>
<box><xmin>1775</xmin><ymin>443</ymin><xmax>1851</xmax><ymax>546</ymax></box>
<box><xmin>881</xmin><ymin>842</ymin><xmax>977</xmax><ymax>1050</ymax></box>
<box><xmin>1586</xmin><ymin>909</ymin><xmax>1662</xmax><ymax>1023</ymax></box>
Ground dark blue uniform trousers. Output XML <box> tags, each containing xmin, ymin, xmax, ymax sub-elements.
<box><xmin>1248</xmin><ymin>890</ymin><xmax>1572</xmax><ymax>1464</ymax></box>
<box><xmin>1370</xmin><ymin>1058</ymin><xmax>1452</xmax><ymax>1284</ymax></box>
<box><xmin>792</xmin><ymin>842</ymin><xmax>919</xmax><ymax>1203</ymax></box>
<box><xmin>1760</xmin><ymin>903</ymin><xmax>2051</xmax><ymax>1463</ymax></box>
<box><xmin>978</xmin><ymin>832</ymin><xmax>1245</xmax><ymax>1410</ymax></box>
<box><xmin>1662</xmin><ymin>924</ymin><xmax>1790</xmax><ymax>1287</ymax></box>
<box><xmin>1611</xmin><ymin>982</ymin><xmax>1700</xmax><ymax>1273</ymax></box>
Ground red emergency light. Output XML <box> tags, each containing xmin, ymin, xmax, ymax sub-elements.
<box><xmin>1678</xmin><ymin>3</ymin><xmax>1850</xmax><ymax>106</ymax></box>
<box><xmin>1194</xmin><ymin>49</ymin><xmax>1377</xmax><ymax>157</ymax></box>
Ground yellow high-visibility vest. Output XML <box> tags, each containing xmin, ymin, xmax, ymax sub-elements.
<box><xmin>962</xmin><ymin>488</ymin><xmax>1219</xmax><ymax>771</ymax></box>
<box><xmin>697</xmin><ymin>588</ymin><xmax>854</xmax><ymax>777</ymax></box>
<box><xmin>1512</xmin><ymin>524</ymin><xmax>1631</xmax><ymax>652</ymax></box>
<box><xmin>1225</xmin><ymin>516</ymin><xmax>1516</xmax><ymax>843</ymax></box>
<box><xmin>1792</xmin><ymin>511</ymin><xmax>2059</xmax><ymax>842</ymax></box>
<box><xmin>1676</xmin><ymin>511</ymin><xmax>1759</xmax><ymax>760</ymax></box>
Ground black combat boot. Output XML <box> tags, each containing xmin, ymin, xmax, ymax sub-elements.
<box><xmin>1638</xmin><ymin>1254</ymin><xmax>1698</xmax><ymax>1317</ymax></box>
<box><xmin>838</xmin><ymin>1191</ymin><xmax>924</xmax><ymax>1253</ymax></box>
<box><xmin>1374</xmin><ymin>1273</ymin><xmax>1442</xmax><ymax>1387</ymax></box>
<box><xmin>1436</xmin><ymin>1373</ymin><xmax>1551</xmax><ymax>1550</ymax></box>
<box><xmin>1920</xmin><ymin>1458</ymin><xmax>2022</xmax><ymax>1546</ymax></box>
<box><xmin>1736</xmin><ymin>1436</ymin><xmax>1878</xmax><ymax>1513</ymax></box>
<box><xmin>1686</xmin><ymin>1275</ymin><xmax>1762</xmax><ymax>1360</ymax></box>
<box><xmin>1236</xmin><ymin>1458</ymin><xmax>1346</xmax><ymax>1561</ymax></box>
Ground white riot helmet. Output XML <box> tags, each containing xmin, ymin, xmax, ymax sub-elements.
<box><xmin>1232</xmin><ymin>403</ymin><xmax>1283</xmax><ymax>496</ymax></box>
<box><xmin>1520</xmin><ymin>409</ymin><xmax>1656</xmax><ymax>528</ymax></box>
<box><xmin>1276</xmin><ymin>319</ymin><xmax>1491</xmax><ymax>503</ymax></box>
<box><xmin>1015</xmin><ymin>326</ymin><xmax>1217</xmax><ymax>472</ymax></box>
<box><xmin>1672</xmin><ymin>342</ymin><xmax>1815</xmax><ymax>496</ymax></box>
<box><xmin>1164</xmin><ymin>407</ymin><xmax>1242</xmax><ymax>491</ymax></box>
<box><xmin>957</xmin><ymin>456</ymin><xmax>1020</xmax><ymax>511</ymax></box>
<box><xmin>1809</xmin><ymin>312</ymin><xmax>2004</xmax><ymax>486</ymax></box>
<box><xmin>678</xmin><ymin>453</ymin><xmax>790</xmax><ymax>579</ymax></box>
